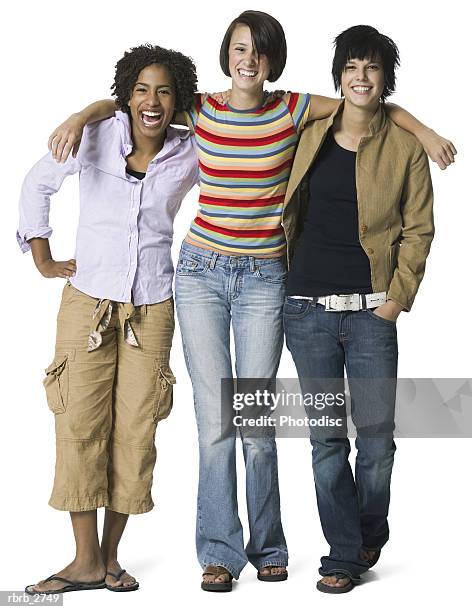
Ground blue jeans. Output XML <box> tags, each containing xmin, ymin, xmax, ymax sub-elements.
<box><xmin>283</xmin><ymin>299</ymin><xmax>398</xmax><ymax>580</ymax></box>
<box><xmin>175</xmin><ymin>242</ymin><xmax>288</xmax><ymax>579</ymax></box>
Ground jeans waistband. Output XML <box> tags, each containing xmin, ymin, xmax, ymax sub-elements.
<box><xmin>180</xmin><ymin>240</ymin><xmax>286</xmax><ymax>266</ymax></box>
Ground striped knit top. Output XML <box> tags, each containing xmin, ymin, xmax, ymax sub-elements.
<box><xmin>184</xmin><ymin>92</ymin><xmax>311</xmax><ymax>257</ymax></box>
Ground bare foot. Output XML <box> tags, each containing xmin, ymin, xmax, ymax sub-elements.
<box><xmin>105</xmin><ymin>559</ymin><xmax>137</xmax><ymax>588</ymax></box>
<box><xmin>26</xmin><ymin>559</ymin><xmax>106</xmax><ymax>594</ymax></box>
<box><xmin>258</xmin><ymin>566</ymin><xmax>287</xmax><ymax>577</ymax></box>
<box><xmin>202</xmin><ymin>565</ymin><xmax>231</xmax><ymax>584</ymax></box>
<box><xmin>319</xmin><ymin>574</ymin><xmax>351</xmax><ymax>589</ymax></box>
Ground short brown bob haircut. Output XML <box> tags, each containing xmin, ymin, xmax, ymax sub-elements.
<box><xmin>219</xmin><ymin>10</ymin><xmax>287</xmax><ymax>82</ymax></box>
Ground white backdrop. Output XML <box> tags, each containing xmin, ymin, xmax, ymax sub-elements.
<box><xmin>1</xmin><ymin>0</ymin><xmax>470</xmax><ymax>610</ymax></box>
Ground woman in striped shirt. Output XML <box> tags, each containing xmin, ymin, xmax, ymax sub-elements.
<box><xmin>47</xmin><ymin>10</ymin><xmax>456</xmax><ymax>592</ymax></box>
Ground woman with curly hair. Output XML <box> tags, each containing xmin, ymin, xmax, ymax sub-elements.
<box><xmin>18</xmin><ymin>44</ymin><xmax>199</xmax><ymax>595</ymax></box>
<box><xmin>44</xmin><ymin>11</ymin><xmax>456</xmax><ymax>593</ymax></box>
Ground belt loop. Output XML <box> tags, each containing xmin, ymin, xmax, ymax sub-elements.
<box><xmin>249</xmin><ymin>257</ymin><xmax>255</xmax><ymax>273</ymax></box>
<box><xmin>361</xmin><ymin>294</ymin><xmax>367</xmax><ymax>310</ymax></box>
<box><xmin>210</xmin><ymin>252</ymin><xmax>218</xmax><ymax>270</ymax></box>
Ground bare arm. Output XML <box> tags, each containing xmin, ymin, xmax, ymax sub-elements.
<box><xmin>305</xmin><ymin>94</ymin><xmax>457</xmax><ymax>170</ymax></box>
<box><xmin>306</xmin><ymin>94</ymin><xmax>342</xmax><ymax>121</ymax></box>
<box><xmin>48</xmin><ymin>99</ymin><xmax>117</xmax><ymax>163</ymax></box>
<box><xmin>28</xmin><ymin>237</ymin><xmax>76</xmax><ymax>279</ymax></box>
<box><xmin>385</xmin><ymin>103</ymin><xmax>457</xmax><ymax>170</ymax></box>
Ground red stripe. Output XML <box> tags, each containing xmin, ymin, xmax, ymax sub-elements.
<box><xmin>195</xmin><ymin>125</ymin><xmax>295</xmax><ymax>147</ymax></box>
<box><xmin>195</xmin><ymin>93</ymin><xmax>202</xmax><ymax>114</ymax></box>
<box><xmin>287</xmin><ymin>92</ymin><xmax>299</xmax><ymax>115</ymax></box>
<box><xmin>195</xmin><ymin>217</ymin><xmax>283</xmax><ymax>238</ymax></box>
<box><xmin>199</xmin><ymin>159</ymin><xmax>292</xmax><ymax>179</ymax></box>
<box><xmin>200</xmin><ymin>194</ymin><xmax>285</xmax><ymax>207</ymax></box>
<box><xmin>206</xmin><ymin>96</ymin><xmax>282</xmax><ymax>114</ymax></box>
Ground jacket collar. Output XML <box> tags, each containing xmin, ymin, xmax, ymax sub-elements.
<box><xmin>283</xmin><ymin>100</ymin><xmax>387</xmax><ymax>210</ymax></box>
<box><xmin>323</xmin><ymin>99</ymin><xmax>387</xmax><ymax>136</ymax></box>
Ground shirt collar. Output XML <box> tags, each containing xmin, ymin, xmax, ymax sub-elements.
<box><xmin>115</xmin><ymin>110</ymin><xmax>191</xmax><ymax>162</ymax></box>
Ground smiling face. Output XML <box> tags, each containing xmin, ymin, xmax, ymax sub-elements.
<box><xmin>341</xmin><ymin>57</ymin><xmax>385</xmax><ymax>111</ymax></box>
<box><xmin>228</xmin><ymin>24</ymin><xmax>270</xmax><ymax>94</ymax></box>
<box><xmin>127</xmin><ymin>64</ymin><xmax>176</xmax><ymax>142</ymax></box>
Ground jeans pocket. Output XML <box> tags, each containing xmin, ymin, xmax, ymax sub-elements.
<box><xmin>366</xmin><ymin>309</ymin><xmax>397</xmax><ymax>327</ymax></box>
<box><xmin>43</xmin><ymin>351</ymin><xmax>73</xmax><ymax>414</ymax></box>
<box><xmin>283</xmin><ymin>297</ymin><xmax>311</xmax><ymax>318</ymax></box>
<box><xmin>255</xmin><ymin>259</ymin><xmax>287</xmax><ymax>284</ymax></box>
<box><xmin>176</xmin><ymin>251</ymin><xmax>210</xmax><ymax>276</ymax></box>
<box><xmin>153</xmin><ymin>361</ymin><xmax>176</xmax><ymax>422</ymax></box>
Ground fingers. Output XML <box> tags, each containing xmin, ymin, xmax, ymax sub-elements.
<box><xmin>435</xmin><ymin>140</ymin><xmax>457</xmax><ymax>170</ymax></box>
<box><xmin>50</xmin><ymin>133</ymin><xmax>68</xmax><ymax>162</ymax></box>
<box><xmin>60</xmin><ymin>259</ymin><xmax>77</xmax><ymax>278</ymax></box>
<box><xmin>48</xmin><ymin>131</ymin><xmax>58</xmax><ymax>151</ymax></box>
<box><xmin>444</xmin><ymin>141</ymin><xmax>456</xmax><ymax>164</ymax></box>
<box><xmin>435</xmin><ymin>155</ymin><xmax>447</xmax><ymax>171</ymax></box>
<box><xmin>53</xmin><ymin>134</ymin><xmax>72</xmax><ymax>163</ymax></box>
<box><xmin>49</xmin><ymin>131</ymin><xmax>81</xmax><ymax>163</ymax></box>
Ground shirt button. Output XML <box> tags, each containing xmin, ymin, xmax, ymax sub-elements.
<box><xmin>367</xmin><ymin>248</ymin><xmax>374</xmax><ymax>255</ymax></box>
<box><xmin>361</xmin><ymin>224</ymin><xmax>368</xmax><ymax>232</ymax></box>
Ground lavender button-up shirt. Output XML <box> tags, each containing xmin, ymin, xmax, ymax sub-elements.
<box><xmin>17</xmin><ymin>111</ymin><xmax>199</xmax><ymax>305</ymax></box>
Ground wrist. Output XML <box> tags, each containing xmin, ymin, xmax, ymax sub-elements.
<box><xmin>416</xmin><ymin>124</ymin><xmax>435</xmax><ymax>140</ymax></box>
<box><xmin>384</xmin><ymin>300</ymin><xmax>403</xmax><ymax>316</ymax></box>
<box><xmin>36</xmin><ymin>257</ymin><xmax>53</xmax><ymax>269</ymax></box>
<box><xmin>71</xmin><ymin>111</ymin><xmax>86</xmax><ymax>128</ymax></box>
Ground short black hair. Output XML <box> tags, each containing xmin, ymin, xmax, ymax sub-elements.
<box><xmin>219</xmin><ymin>11</ymin><xmax>287</xmax><ymax>82</ymax></box>
<box><xmin>332</xmin><ymin>25</ymin><xmax>400</xmax><ymax>101</ymax></box>
<box><xmin>112</xmin><ymin>44</ymin><xmax>198</xmax><ymax>114</ymax></box>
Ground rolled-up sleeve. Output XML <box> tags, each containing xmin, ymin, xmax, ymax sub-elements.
<box><xmin>17</xmin><ymin>152</ymin><xmax>81</xmax><ymax>253</ymax></box>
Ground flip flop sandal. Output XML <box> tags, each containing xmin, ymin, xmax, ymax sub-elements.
<box><xmin>257</xmin><ymin>567</ymin><xmax>288</xmax><ymax>582</ymax></box>
<box><xmin>106</xmin><ymin>569</ymin><xmax>139</xmax><ymax>592</ymax></box>
<box><xmin>316</xmin><ymin>573</ymin><xmax>354</xmax><ymax>594</ymax></box>
<box><xmin>201</xmin><ymin>565</ymin><xmax>233</xmax><ymax>592</ymax></box>
<box><xmin>25</xmin><ymin>574</ymin><xmax>106</xmax><ymax>595</ymax></box>
<box><xmin>364</xmin><ymin>549</ymin><xmax>381</xmax><ymax>568</ymax></box>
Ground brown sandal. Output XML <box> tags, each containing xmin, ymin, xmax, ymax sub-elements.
<box><xmin>201</xmin><ymin>565</ymin><xmax>233</xmax><ymax>592</ymax></box>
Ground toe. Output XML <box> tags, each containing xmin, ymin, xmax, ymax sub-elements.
<box><xmin>202</xmin><ymin>574</ymin><xmax>214</xmax><ymax>584</ymax></box>
<box><xmin>214</xmin><ymin>573</ymin><xmax>229</xmax><ymax>583</ymax></box>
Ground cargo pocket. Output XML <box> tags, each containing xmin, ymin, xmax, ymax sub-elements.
<box><xmin>153</xmin><ymin>361</ymin><xmax>176</xmax><ymax>422</ymax></box>
<box><xmin>43</xmin><ymin>353</ymin><xmax>71</xmax><ymax>414</ymax></box>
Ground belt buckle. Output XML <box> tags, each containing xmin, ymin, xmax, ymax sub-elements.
<box><xmin>337</xmin><ymin>294</ymin><xmax>361</xmax><ymax>311</ymax></box>
<box><xmin>326</xmin><ymin>295</ymin><xmax>348</xmax><ymax>311</ymax></box>
<box><xmin>337</xmin><ymin>295</ymin><xmax>352</xmax><ymax>311</ymax></box>
<box><xmin>324</xmin><ymin>295</ymin><xmax>336</xmax><ymax>311</ymax></box>
<box><xmin>348</xmin><ymin>294</ymin><xmax>361</xmax><ymax>311</ymax></box>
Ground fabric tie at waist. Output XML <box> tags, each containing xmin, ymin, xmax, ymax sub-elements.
<box><xmin>88</xmin><ymin>299</ymin><xmax>139</xmax><ymax>352</ymax></box>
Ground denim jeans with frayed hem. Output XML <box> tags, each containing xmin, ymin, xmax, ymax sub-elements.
<box><xmin>176</xmin><ymin>242</ymin><xmax>288</xmax><ymax>579</ymax></box>
<box><xmin>284</xmin><ymin>298</ymin><xmax>398</xmax><ymax>580</ymax></box>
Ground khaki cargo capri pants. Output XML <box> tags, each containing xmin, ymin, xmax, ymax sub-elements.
<box><xmin>43</xmin><ymin>281</ymin><xmax>176</xmax><ymax>514</ymax></box>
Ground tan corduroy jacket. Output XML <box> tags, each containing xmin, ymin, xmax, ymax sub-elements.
<box><xmin>282</xmin><ymin>101</ymin><xmax>434</xmax><ymax>311</ymax></box>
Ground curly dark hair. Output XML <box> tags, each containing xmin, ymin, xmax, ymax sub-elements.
<box><xmin>111</xmin><ymin>44</ymin><xmax>198</xmax><ymax>114</ymax></box>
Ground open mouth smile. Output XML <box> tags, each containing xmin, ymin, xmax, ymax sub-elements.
<box><xmin>140</xmin><ymin>110</ymin><xmax>163</xmax><ymax>128</ymax></box>
<box><xmin>237</xmin><ymin>68</ymin><xmax>258</xmax><ymax>78</ymax></box>
<box><xmin>351</xmin><ymin>86</ymin><xmax>372</xmax><ymax>95</ymax></box>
